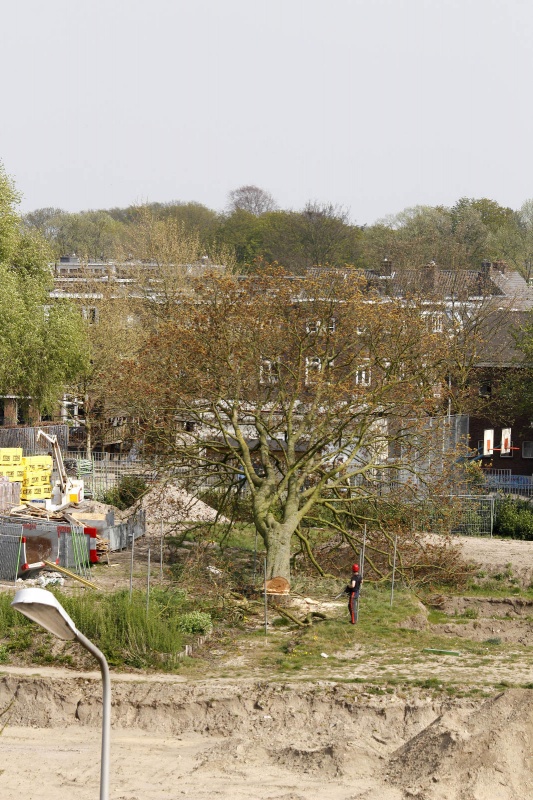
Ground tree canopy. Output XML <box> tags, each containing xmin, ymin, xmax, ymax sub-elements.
<box><xmin>115</xmin><ymin>267</ymin><xmax>456</xmax><ymax>581</ymax></box>
<box><xmin>0</xmin><ymin>164</ymin><xmax>88</xmax><ymax>413</ymax></box>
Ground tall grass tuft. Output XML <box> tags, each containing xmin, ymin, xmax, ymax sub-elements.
<box><xmin>0</xmin><ymin>587</ymin><xmax>209</xmax><ymax>671</ymax></box>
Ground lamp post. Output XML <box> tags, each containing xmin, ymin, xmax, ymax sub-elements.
<box><xmin>11</xmin><ymin>588</ymin><xmax>110</xmax><ymax>800</ymax></box>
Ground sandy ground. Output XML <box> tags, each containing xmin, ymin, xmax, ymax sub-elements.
<box><xmin>441</xmin><ymin>533</ymin><xmax>533</xmax><ymax>586</ymax></box>
<box><xmin>0</xmin><ymin>673</ymin><xmax>532</xmax><ymax>800</ymax></box>
<box><xmin>1</xmin><ymin>534</ymin><xmax>532</xmax><ymax>799</ymax></box>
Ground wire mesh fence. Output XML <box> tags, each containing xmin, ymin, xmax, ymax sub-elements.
<box><xmin>0</xmin><ymin>529</ymin><xmax>24</xmax><ymax>581</ymax></box>
<box><xmin>450</xmin><ymin>496</ymin><xmax>495</xmax><ymax>536</ymax></box>
<box><xmin>61</xmin><ymin>453</ymin><xmax>157</xmax><ymax>500</ymax></box>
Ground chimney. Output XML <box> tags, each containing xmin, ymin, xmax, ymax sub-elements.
<box><xmin>424</xmin><ymin>261</ymin><xmax>438</xmax><ymax>292</ymax></box>
<box><xmin>481</xmin><ymin>259</ymin><xmax>491</xmax><ymax>279</ymax></box>
<box><xmin>380</xmin><ymin>257</ymin><xmax>393</xmax><ymax>277</ymax></box>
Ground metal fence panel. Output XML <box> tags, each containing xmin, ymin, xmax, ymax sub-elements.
<box><xmin>451</xmin><ymin>496</ymin><xmax>494</xmax><ymax>536</ymax></box>
<box><xmin>64</xmin><ymin>453</ymin><xmax>157</xmax><ymax>499</ymax></box>
<box><xmin>106</xmin><ymin>511</ymin><xmax>145</xmax><ymax>551</ymax></box>
<box><xmin>0</xmin><ymin>425</ymin><xmax>69</xmax><ymax>454</ymax></box>
<box><xmin>0</xmin><ymin>530</ymin><xmax>24</xmax><ymax>581</ymax></box>
<box><xmin>0</xmin><ymin>515</ymin><xmax>60</xmax><ymax>564</ymax></box>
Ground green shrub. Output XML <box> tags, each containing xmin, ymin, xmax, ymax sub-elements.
<box><xmin>102</xmin><ymin>475</ymin><xmax>147</xmax><ymax>510</ymax></box>
<box><xmin>177</xmin><ymin>611</ymin><xmax>212</xmax><ymax>635</ymax></box>
<box><xmin>494</xmin><ymin>497</ymin><xmax>533</xmax><ymax>540</ymax></box>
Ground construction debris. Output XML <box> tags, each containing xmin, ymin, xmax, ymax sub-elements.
<box><xmin>96</xmin><ymin>535</ymin><xmax>110</xmax><ymax>561</ymax></box>
<box><xmin>42</xmin><ymin>559</ymin><xmax>99</xmax><ymax>590</ymax></box>
<box><xmin>7</xmin><ymin>502</ymin><xmax>76</xmax><ymax>522</ymax></box>
<box><xmin>16</xmin><ymin>572</ymin><xmax>65</xmax><ymax>588</ymax></box>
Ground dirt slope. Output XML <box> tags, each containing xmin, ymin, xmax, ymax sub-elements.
<box><xmin>0</xmin><ymin>672</ymin><xmax>531</xmax><ymax>800</ymax></box>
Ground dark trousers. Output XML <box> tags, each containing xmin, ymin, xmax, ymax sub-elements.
<box><xmin>348</xmin><ymin>591</ymin><xmax>358</xmax><ymax>623</ymax></box>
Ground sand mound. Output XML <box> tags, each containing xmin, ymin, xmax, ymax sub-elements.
<box><xmin>388</xmin><ymin>689</ymin><xmax>533</xmax><ymax>799</ymax></box>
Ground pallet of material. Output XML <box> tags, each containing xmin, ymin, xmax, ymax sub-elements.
<box><xmin>0</xmin><ymin>448</ymin><xmax>23</xmax><ymax>465</ymax></box>
<box><xmin>20</xmin><ymin>486</ymin><xmax>51</xmax><ymax>500</ymax></box>
<box><xmin>0</xmin><ymin>477</ymin><xmax>21</xmax><ymax>511</ymax></box>
<box><xmin>8</xmin><ymin>503</ymin><xmax>78</xmax><ymax>522</ymax></box>
<box><xmin>22</xmin><ymin>456</ymin><xmax>53</xmax><ymax>471</ymax></box>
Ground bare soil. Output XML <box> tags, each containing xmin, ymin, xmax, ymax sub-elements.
<box><xmin>0</xmin><ymin>673</ymin><xmax>532</xmax><ymax>800</ymax></box>
<box><xmin>2</xmin><ymin>534</ymin><xmax>533</xmax><ymax>799</ymax></box>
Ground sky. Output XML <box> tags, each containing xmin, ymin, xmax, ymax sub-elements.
<box><xmin>2</xmin><ymin>0</ymin><xmax>533</xmax><ymax>224</ymax></box>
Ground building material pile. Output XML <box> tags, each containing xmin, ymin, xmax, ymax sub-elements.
<box><xmin>0</xmin><ymin>448</ymin><xmax>53</xmax><ymax>503</ymax></box>
<box><xmin>0</xmin><ymin>476</ymin><xmax>21</xmax><ymax>511</ymax></box>
<box><xmin>8</xmin><ymin>502</ymin><xmax>79</xmax><ymax>523</ymax></box>
<box><xmin>133</xmin><ymin>481</ymin><xmax>229</xmax><ymax>538</ymax></box>
<box><xmin>20</xmin><ymin>454</ymin><xmax>53</xmax><ymax>502</ymax></box>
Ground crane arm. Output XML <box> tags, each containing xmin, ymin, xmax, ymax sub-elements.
<box><xmin>37</xmin><ymin>429</ymin><xmax>67</xmax><ymax>493</ymax></box>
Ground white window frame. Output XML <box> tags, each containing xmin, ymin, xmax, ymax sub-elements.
<box><xmin>500</xmin><ymin>440</ymin><xmax>514</xmax><ymax>458</ymax></box>
<box><xmin>421</xmin><ymin>311</ymin><xmax>444</xmax><ymax>334</ymax></box>
<box><xmin>355</xmin><ymin>360</ymin><xmax>371</xmax><ymax>387</ymax></box>
<box><xmin>305</xmin><ymin>356</ymin><xmax>322</xmax><ymax>384</ymax></box>
<box><xmin>260</xmin><ymin>358</ymin><xmax>279</xmax><ymax>385</ymax></box>
<box><xmin>522</xmin><ymin>441</ymin><xmax>533</xmax><ymax>459</ymax></box>
<box><xmin>82</xmin><ymin>306</ymin><xmax>99</xmax><ymax>324</ymax></box>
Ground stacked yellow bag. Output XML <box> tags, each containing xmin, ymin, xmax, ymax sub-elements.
<box><xmin>0</xmin><ymin>448</ymin><xmax>24</xmax><ymax>482</ymax></box>
<box><xmin>21</xmin><ymin>455</ymin><xmax>53</xmax><ymax>500</ymax></box>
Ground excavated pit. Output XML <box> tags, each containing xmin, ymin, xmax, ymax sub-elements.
<box><xmin>1</xmin><ymin>674</ymin><xmax>532</xmax><ymax>799</ymax></box>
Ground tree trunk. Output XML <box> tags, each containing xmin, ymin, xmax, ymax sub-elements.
<box><xmin>263</xmin><ymin>524</ymin><xmax>294</xmax><ymax>582</ymax></box>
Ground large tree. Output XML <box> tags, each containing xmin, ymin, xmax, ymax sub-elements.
<box><xmin>227</xmin><ymin>185</ymin><xmax>278</xmax><ymax>216</ymax></box>
<box><xmin>118</xmin><ymin>267</ymin><xmax>452</xmax><ymax>582</ymax></box>
<box><xmin>0</xmin><ymin>164</ymin><xmax>88</xmax><ymax>414</ymax></box>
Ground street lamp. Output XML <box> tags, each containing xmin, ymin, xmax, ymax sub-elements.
<box><xmin>11</xmin><ymin>588</ymin><xmax>110</xmax><ymax>800</ymax></box>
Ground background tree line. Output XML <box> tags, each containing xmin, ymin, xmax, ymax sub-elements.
<box><xmin>22</xmin><ymin>186</ymin><xmax>533</xmax><ymax>276</ymax></box>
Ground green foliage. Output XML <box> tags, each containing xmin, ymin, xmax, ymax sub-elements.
<box><xmin>0</xmin><ymin>166</ymin><xmax>88</xmax><ymax>411</ymax></box>
<box><xmin>494</xmin><ymin>497</ymin><xmax>533</xmax><ymax>540</ymax></box>
<box><xmin>177</xmin><ymin>611</ymin><xmax>213</xmax><ymax>635</ymax></box>
<box><xmin>0</xmin><ymin>263</ymin><xmax>88</xmax><ymax>413</ymax></box>
<box><xmin>101</xmin><ymin>475</ymin><xmax>147</xmax><ymax>509</ymax></box>
<box><xmin>0</xmin><ymin>588</ymin><xmax>207</xmax><ymax>671</ymax></box>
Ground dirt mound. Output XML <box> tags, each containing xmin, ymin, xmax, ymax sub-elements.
<box><xmin>430</xmin><ymin>618</ymin><xmax>533</xmax><ymax>645</ymax></box>
<box><xmin>387</xmin><ymin>689</ymin><xmax>533</xmax><ymax>799</ymax></box>
<box><xmin>442</xmin><ymin>596</ymin><xmax>533</xmax><ymax>617</ymax></box>
<box><xmin>2</xmin><ymin>674</ymin><xmax>532</xmax><ymax>799</ymax></box>
<box><xmin>130</xmin><ymin>481</ymin><xmax>228</xmax><ymax>537</ymax></box>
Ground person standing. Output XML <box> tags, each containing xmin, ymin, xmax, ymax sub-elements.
<box><xmin>347</xmin><ymin>563</ymin><xmax>362</xmax><ymax>624</ymax></box>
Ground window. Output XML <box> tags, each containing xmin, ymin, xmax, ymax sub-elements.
<box><xmin>307</xmin><ymin>319</ymin><xmax>336</xmax><ymax>334</ymax></box>
<box><xmin>260</xmin><ymin>358</ymin><xmax>279</xmax><ymax>384</ymax></box>
<box><xmin>355</xmin><ymin>361</ymin><xmax>371</xmax><ymax>386</ymax></box>
<box><xmin>305</xmin><ymin>356</ymin><xmax>322</xmax><ymax>384</ymax></box>
<box><xmin>82</xmin><ymin>306</ymin><xmax>99</xmax><ymax>324</ymax></box>
<box><xmin>422</xmin><ymin>311</ymin><xmax>443</xmax><ymax>333</ymax></box>
<box><xmin>479</xmin><ymin>381</ymin><xmax>492</xmax><ymax>398</ymax></box>
<box><xmin>501</xmin><ymin>440</ymin><xmax>514</xmax><ymax>458</ymax></box>
<box><xmin>523</xmin><ymin>442</ymin><xmax>533</xmax><ymax>459</ymax></box>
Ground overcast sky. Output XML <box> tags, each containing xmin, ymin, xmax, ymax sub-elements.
<box><xmin>2</xmin><ymin>0</ymin><xmax>532</xmax><ymax>224</ymax></box>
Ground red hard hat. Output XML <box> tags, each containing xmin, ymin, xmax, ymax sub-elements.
<box><xmin>352</xmin><ymin>564</ymin><xmax>359</xmax><ymax>572</ymax></box>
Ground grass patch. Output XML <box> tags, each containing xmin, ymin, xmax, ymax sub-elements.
<box><xmin>0</xmin><ymin>587</ymin><xmax>211</xmax><ymax>671</ymax></box>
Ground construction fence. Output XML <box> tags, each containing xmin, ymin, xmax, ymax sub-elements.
<box><xmin>0</xmin><ymin>516</ymin><xmax>93</xmax><ymax>582</ymax></box>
